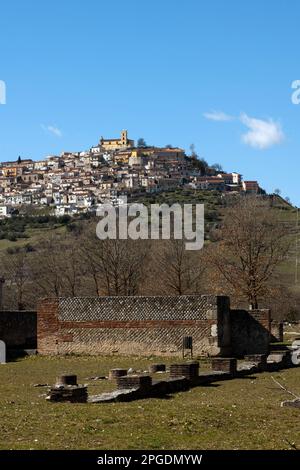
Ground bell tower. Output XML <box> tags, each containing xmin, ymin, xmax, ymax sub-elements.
<box><xmin>120</xmin><ymin>130</ymin><xmax>128</xmax><ymax>146</ymax></box>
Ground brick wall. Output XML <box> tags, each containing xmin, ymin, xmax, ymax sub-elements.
<box><xmin>230</xmin><ymin>309</ymin><xmax>271</xmax><ymax>356</ymax></box>
<box><xmin>37</xmin><ymin>296</ymin><xmax>272</xmax><ymax>357</ymax></box>
<box><xmin>37</xmin><ymin>299</ymin><xmax>59</xmax><ymax>355</ymax></box>
<box><xmin>0</xmin><ymin>311</ymin><xmax>37</xmax><ymax>349</ymax></box>
<box><xmin>37</xmin><ymin>295</ymin><xmax>231</xmax><ymax>357</ymax></box>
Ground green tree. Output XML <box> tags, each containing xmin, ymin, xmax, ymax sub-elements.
<box><xmin>137</xmin><ymin>138</ymin><xmax>147</xmax><ymax>148</ymax></box>
<box><xmin>211</xmin><ymin>163</ymin><xmax>223</xmax><ymax>172</ymax></box>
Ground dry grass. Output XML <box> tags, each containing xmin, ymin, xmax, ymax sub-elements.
<box><xmin>0</xmin><ymin>355</ymin><xmax>300</xmax><ymax>450</ymax></box>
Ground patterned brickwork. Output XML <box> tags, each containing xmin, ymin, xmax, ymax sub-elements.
<box><xmin>37</xmin><ymin>295</ymin><xmax>231</xmax><ymax>356</ymax></box>
<box><xmin>58</xmin><ymin>295</ymin><xmax>219</xmax><ymax>322</ymax></box>
<box><xmin>56</xmin><ymin>324</ymin><xmax>215</xmax><ymax>356</ymax></box>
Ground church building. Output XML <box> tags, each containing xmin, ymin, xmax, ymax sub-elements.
<box><xmin>99</xmin><ymin>130</ymin><xmax>134</xmax><ymax>151</ymax></box>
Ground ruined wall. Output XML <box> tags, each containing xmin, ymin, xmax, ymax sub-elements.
<box><xmin>270</xmin><ymin>321</ymin><xmax>284</xmax><ymax>343</ymax></box>
<box><xmin>230</xmin><ymin>309</ymin><xmax>271</xmax><ymax>356</ymax></box>
<box><xmin>37</xmin><ymin>295</ymin><xmax>231</xmax><ymax>357</ymax></box>
<box><xmin>0</xmin><ymin>278</ymin><xmax>4</xmax><ymax>311</ymax></box>
<box><xmin>0</xmin><ymin>311</ymin><xmax>37</xmax><ymax>349</ymax></box>
<box><xmin>37</xmin><ymin>297</ymin><xmax>273</xmax><ymax>357</ymax></box>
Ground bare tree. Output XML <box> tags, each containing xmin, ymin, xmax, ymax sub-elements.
<box><xmin>63</xmin><ymin>243</ymin><xmax>83</xmax><ymax>296</ymax></box>
<box><xmin>33</xmin><ymin>236</ymin><xmax>65</xmax><ymax>297</ymax></box>
<box><xmin>207</xmin><ymin>197</ymin><xmax>289</xmax><ymax>309</ymax></box>
<box><xmin>149</xmin><ymin>239</ymin><xmax>204</xmax><ymax>295</ymax></box>
<box><xmin>97</xmin><ymin>239</ymin><xmax>147</xmax><ymax>296</ymax></box>
<box><xmin>0</xmin><ymin>249</ymin><xmax>31</xmax><ymax>309</ymax></box>
<box><xmin>79</xmin><ymin>221</ymin><xmax>147</xmax><ymax>296</ymax></box>
<box><xmin>79</xmin><ymin>225</ymin><xmax>103</xmax><ymax>296</ymax></box>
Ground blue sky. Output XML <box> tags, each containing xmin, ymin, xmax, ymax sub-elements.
<box><xmin>0</xmin><ymin>0</ymin><xmax>299</xmax><ymax>205</ymax></box>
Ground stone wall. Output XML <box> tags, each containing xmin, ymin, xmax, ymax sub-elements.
<box><xmin>271</xmin><ymin>321</ymin><xmax>284</xmax><ymax>343</ymax></box>
<box><xmin>0</xmin><ymin>278</ymin><xmax>4</xmax><ymax>311</ymax></box>
<box><xmin>37</xmin><ymin>295</ymin><xmax>232</xmax><ymax>357</ymax></box>
<box><xmin>230</xmin><ymin>309</ymin><xmax>271</xmax><ymax>356</ymax></box>
<box><xmin>0</xmin><ymin>311</ymin><xmax>37</xmax><ymax>349</ymax></box>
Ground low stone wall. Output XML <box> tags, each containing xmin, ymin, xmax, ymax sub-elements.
<box><xmin>271</xmin><ymin>321</ymin><xmax>284</xmax><ymax>342</ymax></box>
<box><xmin>230</xmin><ymin>309</ymin><xmax>271</xmax><ymax>356</ymax></box>
<box><xmin>0</xmin><ymin>311</ymin><xmax>37</xmax><ymax>349</ymax></box>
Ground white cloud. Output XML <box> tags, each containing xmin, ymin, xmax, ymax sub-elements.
<box><xmin>240</xmin><ymin>113</ymin><xmax>284</xmax><ymax>150</ymax></box>
<box><xmin>41</xmin><ymin>124</ymin><xmax>62</xmax><ymax>137</ymax></box>
<box><xmin>203</xmin><ymin>110</ymin><xmax>234</xmax><ymax>121</ymax></box>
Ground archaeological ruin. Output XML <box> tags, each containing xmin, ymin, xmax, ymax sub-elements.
<box><xmin>35</xmin><ymin>294</ymin><xmax>277</xmax><ymax>357</ymax></box>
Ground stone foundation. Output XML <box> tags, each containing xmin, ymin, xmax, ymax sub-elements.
<box><xmin>169</xmin><ymin>361</ymin><xmax>200</xmax><ymax>380</ymax></box>
<box><xmin>116</xmin><ymin>374</ymin><xmax>152</xmax><ymax>390</ymax></box>
<box><xmin>211</xmin><ymin>358</ymin><xmax>237</xmax><ymax>376</ymax></box>
<box><xmin>109</xmin><ymin>369</ymin><xmax>127</xmax><ymax>380</ymax></box>
<box><xmin>149</xmin><ymin>364</ymin><xmax>166</xmax><ymax>373</ymax></box>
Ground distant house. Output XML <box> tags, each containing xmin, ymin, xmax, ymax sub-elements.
<box><xmin>21</xmin><ymin>173</ymin><xmax>40</xmax><ymax>183</ymax></box>
<box><xmin>90</xmin><ymin>145</ymin><xmax>102</xmax><ymax>154</ymax></box>
<box><xmin>217</xmin><ymin>172</ymin><xmax>242</xmax><ymax>185</ymax></box>
<box><xmin>0</xmin><ymin>205</ymin><xmax>14</xmax><ymax>218</ymax></box>
<box><xmin>153</xmin><ymin>148</ymin><xmax>186</xmax><ymax>162</ymax></box>
<box><xmin>232</xmin><ymin>172</ymin><xmax>242</xmax><ymax>185</ymax></box>
<box><xmin>190</xmin><ymin>176</ymin><xmax>225</xmax><ymax>191</ymax></box>
<box><xmin>55</xmin><ymin>204</ymin><xmax>79</xmax><ymax>216</ymax></box>
<box><xmin>242</xmin><ymin>181</ymin><xmax>259</xmax><ymax>194</ymax></box>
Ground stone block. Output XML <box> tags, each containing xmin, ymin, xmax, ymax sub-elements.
<box><xmin>211</xmin><ymin>357</ymin><xmax>237</xmax><ymax>376</ymax></box>
<box><xmin>169</xmin><ymin>361</ymin><xmax>199</xmax><ymax>380</ymax></box>
<box><xmin>244</xmin><ymin>354</ymin><xmax>267</xmax><ymax>369</ymax></box>
<box><xmin>149</xmin><ymin>363</ymin><xmax>166</xmax><ymax>374</ymax></box>
<box><xmin>47</xmin><ymin>385</ymin><xmax>88</xmax><ymax>403</ymax></box>
<box><xmin>281</xmin><ymin>399</ymin><xmax>300</xmax><ymax>408</ymax></box>
<box><xmin>109</xmin><ymin>369</ymin><xmax>127</xmax><ymax>380</ymax></box>
<box><xmin>116</xmin><ymin>374</ymin><xmax>152</xmax><ymax>390</ymax></box>
<box><xmin>55</xmin><ymin>374</ymin><xmax>77</xmax><ymax>386</ymax></box>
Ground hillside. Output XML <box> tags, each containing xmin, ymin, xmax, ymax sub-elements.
<box><xmin>0</xmin><ymin>189</ymin><xmax>224</xmax><ymax>252</ymax></box>
<box><xmin>0</xmin><ymin>191</ymin><xmax>299</xmax><ymax>317</ymax></box>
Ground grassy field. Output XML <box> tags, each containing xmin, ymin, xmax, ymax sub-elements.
<box><xmin>0</xmin><ymin>225</ymin><xmax>67</xmax><ymax>252</ymax></box>
<box><xmin>0</xmin><ymin>355</ymin><xmax>300</xmax><ymax>450</ymax></box>
<box><xmin>276</xmin><ymin>205</ymin><xmax>300</xmax><ymax>296</ymax></box>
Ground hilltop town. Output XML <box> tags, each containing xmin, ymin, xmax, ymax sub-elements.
<box><xmin>0</xmin><ymin>130</ymin><xmax>261</xmax><ymax>218</ymax></box>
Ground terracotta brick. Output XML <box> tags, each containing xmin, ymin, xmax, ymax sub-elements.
<box><xmin>16</xmin><ymin>295</ymin><xmax>273</xmax><ymax>358</ymax></box>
